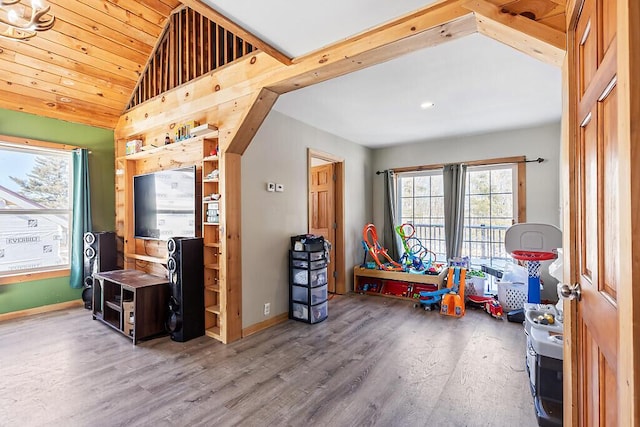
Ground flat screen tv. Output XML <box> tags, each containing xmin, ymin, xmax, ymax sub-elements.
<box><xmin>133</xmin><ymin>166</ymin><xmax>197</xmax><ymax>240</ymax></box>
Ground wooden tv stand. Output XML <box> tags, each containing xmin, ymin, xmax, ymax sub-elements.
<box><xmin>92</xmin><ymin>269</ymin><xmax>169</xmax><ymax>344</ymax></box>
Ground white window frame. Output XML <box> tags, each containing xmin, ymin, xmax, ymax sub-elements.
<box><xmin>0</xmin><ymin>136</ymin><xmax>76</xmax><ymax>284</ymax></box>
<box><xmin>462</xmin><ymin>163</ymin><xmax>519</xmax><ymax>268</ymax></box>
<box><xmin>396</xmin><ymin>169</ymin><xmax>447</xmax><ymax>262</ymax></box>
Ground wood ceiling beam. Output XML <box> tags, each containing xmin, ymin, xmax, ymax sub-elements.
<box><xmin>116</xmin><ymin>0</ymin><xmax>472</xmax><ymax>138</ymax></box>
<box><xmin>179</xmin><ymin>0</ymin><xmax>293</xmax><ymax>65</ymax></box>
<box><xmin>269</xmin><ymin>13</ymin><xmax>477</xmax><ymax>94</ymax></box>
<box><xmin>225</xmin><ymin>88</ymin><xmax>279</xmax><ymax>154</ymax></box>
<box><xmin>464</xmin><ymin>0</ymin><xmax>566</xmax><ymax>66</ymax></box>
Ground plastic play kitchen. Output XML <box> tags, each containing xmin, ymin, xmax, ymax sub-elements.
<box><xmin>505</xmin><ymin>223</ymin><xmax>563</xmax><ymax>427</ymax></box>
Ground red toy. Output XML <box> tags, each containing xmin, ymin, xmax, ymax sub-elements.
<box><xmin>484</xmin><ymin>298</ymin><xmax>504</xmax><ymax>319</ymax></box>
<box><xmin>467</xmin><ymin>295</ymin><xmax>504</xmax><ymax>319</ymax></box>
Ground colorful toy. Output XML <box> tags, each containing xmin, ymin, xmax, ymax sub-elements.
<box><xmin>362</xmin><ymin>224</ymin><xmax>403</xmax><ymax>271</ymax></box>
<box><xmin>415</xmin><ymin>266</ymin><xmax>466</xmax><ymax>317</ymax></box>
<box><xmin>504</xmin><ymin>223</ymin><xmax>562</xmax><ymax>304</ymax></box>
<box><xmin>395</xmin><ymin>223</ymin><xmax>436</xmax><ymax>273</ymax></box>
<box><xmin>467</xmin><ymin>294</ymin><xmax>504</xmax><ymax>319</ymax></box>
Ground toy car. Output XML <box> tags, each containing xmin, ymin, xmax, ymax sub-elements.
<box><xmin>466</xmin><ymin>294</ymin><xmax>504</xmax><ymax>320</ymax></box>
<box><xmin>484</xmin><ymin>298</ymin><xmax>504</xmax><ymax>319</ymax></box>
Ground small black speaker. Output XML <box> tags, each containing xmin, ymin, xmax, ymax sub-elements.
<box><xmin>82</xmin><ymin>231</ymin><xmax>117</xmax><ymax>309</ymax></box>
<box><xmin>166</xmin><ymin>236</ymin><xmax>204</xmax><ymax>342</ymax></box>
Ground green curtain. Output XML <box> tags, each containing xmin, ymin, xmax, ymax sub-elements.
<box><xmin>69</xmin><ymin>149</ymin><xmax>92</xmax><ymax>289</ymax></box>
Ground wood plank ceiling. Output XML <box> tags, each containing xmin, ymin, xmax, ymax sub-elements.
<box><xmin>0</xmin><ymin>0</ymin><xmax>182</xmax><ymax>129</ymax></box>
<box><xmin>0</xmin><ymin>0</ymin><xmax>565</xmax><ymax>131</ymax></box>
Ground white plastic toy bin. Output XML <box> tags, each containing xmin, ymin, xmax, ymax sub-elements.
<box><xmin>497</xmin><ymin>281</ymin><xmax>529</xmax><ymax>312</ymax></box>
<box><xmin>466</xmin><ymin>276</ymin><xmax>487</xmax><ymax>297</ymax></box>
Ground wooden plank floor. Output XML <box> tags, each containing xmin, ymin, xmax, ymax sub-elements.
<box><xmin>0</xmin><ymin>294</ymin><xmax>538</xmax><ymax>427</ymax></box>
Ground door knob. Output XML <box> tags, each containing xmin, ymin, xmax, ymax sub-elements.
<box><xmin>559</xmin><ymin>283</ymin><xmax>581</xmax><ymax>301</ymax></box>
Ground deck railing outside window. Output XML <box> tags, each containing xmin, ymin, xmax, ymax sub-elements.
<box><xmin>407</xmin><ymin>223</ymin><xmax>509</xmax><ymax>266</ymax></box>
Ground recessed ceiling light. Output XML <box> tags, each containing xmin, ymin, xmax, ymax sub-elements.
<box><xmin>420</xmin><ymin>101</ymin><xmax>435</xmax><ymax>109</ymax></box>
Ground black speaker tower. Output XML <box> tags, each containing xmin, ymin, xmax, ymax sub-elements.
<box><xmin>81</xmin><ymin>231</ymin><xmax>117</xmax><ymax>309</ymax></box>
<box><xmin>166</xmin><ymin>236</ymin><xmax>205</xmax><ymax>342</ymax></box>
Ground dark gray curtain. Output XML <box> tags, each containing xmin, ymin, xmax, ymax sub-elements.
<box><xmin>383</xmin><ymin>170</ymin><xmax>400</xmax><ymax>260</ymax></box>
<box><xmin>69</xmin><ymin>149</ymin><xmax>92</xmax><ymax>289</ymax></box>
<box><xmin>443</xmin><ymin>164</ymin><xmax>467</xmax><ymax>261</ymax></box>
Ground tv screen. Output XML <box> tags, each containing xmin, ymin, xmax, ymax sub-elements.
<box><xmin>133</xmin><ymin>166</ymin><xmax>197</xmax><ymax>240</ymax></box>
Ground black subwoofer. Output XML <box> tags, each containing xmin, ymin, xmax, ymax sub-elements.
<box><xmin>166</xmin><ymin>236</ymin><xmax>204</xmax><ymax>342</ymax></box>
<box><xmin>82</xmin><ymin>231</ymin><xmax>117</xmax><ymax>309</ymax></box>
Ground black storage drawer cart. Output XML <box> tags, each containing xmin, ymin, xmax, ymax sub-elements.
<box><xmin>289</xmin><ymin>235</ymin><xmax>328</xmax><ymax>324</ymax></box>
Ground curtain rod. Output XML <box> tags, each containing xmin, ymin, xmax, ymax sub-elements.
<box><xmin>375</xmin><ymin>157</ymin><xmax>545</xmax><ymax>175</ymax></box>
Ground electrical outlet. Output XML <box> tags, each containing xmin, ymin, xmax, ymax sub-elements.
<box><xmin>263</xmin><ymin>302</ymin><xmax>270</xmax><ymax>316</ymax></box>
<box><xmin>267</xmin><ymin>182</ymin><xmax>275</xmax><ymax>192</ymax></box>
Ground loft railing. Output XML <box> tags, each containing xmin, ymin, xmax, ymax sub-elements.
<box><xmin>126</xmin><ymin>8</ymin><xmax>256</xmax><ymax>110</ymax></box>
<box><xmin>406</xmin><ymin>223</ymin><xmax>510</xmax><ymax>265</ymax></box>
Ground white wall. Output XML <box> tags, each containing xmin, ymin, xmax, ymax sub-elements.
<box><xmin>372</xmin><ymin>122</ymin><xmax>562</xmax><ymax>300</ymax></box>
<box><xmin>242</xmin><ymin>119</ymin><xmax>562</xmax><ymax>327</ymax></box>
<box><xmin>242</xmin><ymin>110</ymin><xmax>372</xmax><ymax>328</ymax></box>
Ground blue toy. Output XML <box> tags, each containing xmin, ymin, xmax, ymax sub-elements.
<box><xmin>415</xmin><ymin>267</ymin><xmax>466</xmax><ymax>316</ymax></box>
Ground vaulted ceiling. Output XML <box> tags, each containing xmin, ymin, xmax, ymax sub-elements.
<box><xmin>0</xmin><ymin>0</ymin><xmax>566</xmax><ymax>146</ymax></box>
<box><xmin>0</xmin><ymin>0</ymin><xmax>183</xmax><ymax>128</ymax></box>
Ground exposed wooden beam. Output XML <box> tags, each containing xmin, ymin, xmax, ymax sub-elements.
<box><xmin>464</xmin><ymin>0</ymin><xmax>566</xmax><ymax>66</ymax></box>
<box><xmin>292</xmin><ymin>0</ymin><xmax>472</xmax><ymax>65</ymax></box>
<box><xmin>179</xmin><ymin>0</ymin><xmax>293</xmax><ymax>65</ymax></box>
<box><xmin>225</xmin><ymin>88</ymin><xmax>279</xmax><ymax>154</ymax></box>
<box><xmin>116</xmin><ymin>0</ymin><xmax>472</xmax><ymax>137</ymax></box>
<box><xmin>269</xmin><ymin>14</ymin><xmax>477</xmax><ymax>94</ymax></box>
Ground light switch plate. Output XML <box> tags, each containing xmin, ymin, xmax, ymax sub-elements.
<box><xmin>267</xmin><ymin>182</ymin><xmax>275</xmax><ymax>192</ymax></box>
<box><xmin>275</xmin><ymin>184</ymin><xmax>284</xmax><ymax>192</ymax></box>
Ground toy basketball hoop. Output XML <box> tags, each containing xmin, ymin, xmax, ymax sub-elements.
<box><xmin>511</xmin><ymin>250</ymin><xmax>557</xmax><ymax>262</ymax></box>
<box><xmin>505</xmin><ymin>224</ymin><xmax>562</xmax><ymax>304</ymax></box>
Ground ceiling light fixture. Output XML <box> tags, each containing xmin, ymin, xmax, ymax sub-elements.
<box><xmin>420</xmin><ymin>101</ymin><xmax>435</xmax><ymax>110</ymax></box>
<box><xmin>0</xmin><ymin>0</ymin><xmax>55</xmax><ymax>41</ymax></box>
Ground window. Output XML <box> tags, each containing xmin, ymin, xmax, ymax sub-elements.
<box><xmin>396</xmin><ymin>160</ymin><xmax>522</xmax><ymax>267</ymax></box>
<box><xmin>462</xmin><ymin>164</ymin><xmax>518</xmax><ymax>267</ymax></box>
<box><xmin>397</xmin><ymin>170</ymin><xmax>446</xmax><ymax>262</ymax></box>
<box><xmin>0</xmin><ymin>141</ymin><xmax>73</xmax><ymax>276</ymax></box>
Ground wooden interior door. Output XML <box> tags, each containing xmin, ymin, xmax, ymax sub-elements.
<box><xmin>309</xmin><ymin>163</ymin><xmax>336</xmax><ymax>293</ymax></box>
<box><xmin>567</xmin><ymin>0</ymin><xmax>623</xmax><ymax>423</ymax></box>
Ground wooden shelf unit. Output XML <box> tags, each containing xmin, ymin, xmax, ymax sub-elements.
<box><xmin>114</xmin><ymin>127</ymin><xmax>242</xmax><ymax>344</ymax></box>
<box><xmin>202</xmin><ymin>141</ymin><xmax>222</xmax><ymax>340</ymax></box>
<box><xmin>117</xmin><ymin>131</ymin><xmax>220</xmax><ymax>161</ymax></box>
<box><xmin>92</xmin><ymin>269</ymin><xmax>169</xmax><ymax>344</ymax></box>
<box><xmin>124</xmin><ymin>252</ymin><xmax>167</xmax><ymax>264</ymax></box>
<box><xmin>353</xmin><ymin>267</ymin><xmax>447</xmax><ymax>301</ymax></box>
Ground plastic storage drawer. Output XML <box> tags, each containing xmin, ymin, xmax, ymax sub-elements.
<box><xmin>292</xmin><ymin>267</ymin><xmax>327</xmax><ymax>287</ymax></box>
<box><xmin>291</xmin><ymin>235</ymin><xmax>325</xmax><ymax>252</ymax></box>
<box><xmin>291</xmin><ymin>300</ymin><xmax>328</xmax><ymax>324</ymax></box>
<box><xmin>291</xmin><ymin>258</ymin><xmax>327</xmax><ymax>269</ymax></box>
<box><xmin>291</xmin><ymin>250</ymin><xmax>325</xmax><ymax>261</ymax></box>
<box><xmin>291</xmin><ymin>284</ymin><xmax>328</xmax><ymax>305</ymax></box>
